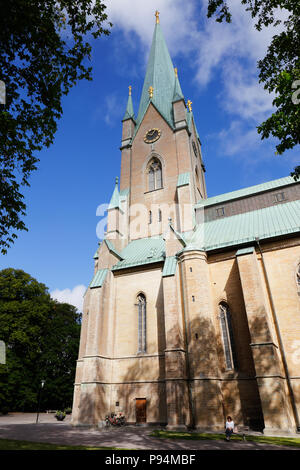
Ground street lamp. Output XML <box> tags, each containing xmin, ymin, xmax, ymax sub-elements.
<box><xmin>36</xmin><ymin>379</ymin><xmax>45</xmax><ymax>424</ymax></box>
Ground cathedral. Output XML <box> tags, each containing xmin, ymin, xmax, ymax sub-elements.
<box><xmin>71</xmin><ymin>12</ymin><xmax>300</xmax><ymax>434</ymax></box>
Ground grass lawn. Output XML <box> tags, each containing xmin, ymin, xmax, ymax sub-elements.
<box><xmin>0</xmin><ymin>438</ymin><xmax>123</xmax><ymax>450</ymax></box>
<box><xmin>150</xmin><ymin>430</ymin><xmax>300</xmax><ymax>448</ymax></box>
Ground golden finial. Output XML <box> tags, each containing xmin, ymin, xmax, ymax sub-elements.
<box><xmin>128</xmin><ymin>85</ymin><xmax>132</xmax><ymax>96</ymax></box>
<box><xmin>174</xmin><ymin>67</ymin><xmax>178</xmax><ymax>77</ymax></box>
<box><xmin>155</xmin><ymin>10</ymin><xmax>160</xmax><ymax>24</ymax></box>
<box><xmin>148</xmin><ymin>86</ymin><xmax>154</xmax><ymax>99</ymax></box>
<box><xmin>187</xmin><ymin>100</ymin><xmax>192</xmax><ymax>112</ymax></box>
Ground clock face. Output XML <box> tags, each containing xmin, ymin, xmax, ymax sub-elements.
<box><xmin>144</xmin><ymin>128</ymin><xmax>161</xmax><ymax>143</ymax></box>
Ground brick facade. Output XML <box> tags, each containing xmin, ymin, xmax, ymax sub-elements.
<box><xmin>71</xmin><ymin>17</ymin><xmax>300</xmax><ymax>434</ymax></box>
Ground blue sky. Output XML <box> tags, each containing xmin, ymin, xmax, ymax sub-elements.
<box><xmin>1</xmin><ymin>0</ymin><xmax>299</xmax><ymax>310</ymax></box>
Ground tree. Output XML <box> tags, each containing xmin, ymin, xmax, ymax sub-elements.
<box><xmin>207</xmin><ymin>1</ymin><xmax>300</xmax><ymax>177</ymax></box>
<box><xmin>37</xmin><ymin>301</ymin><xmax>81</xmax><ymax>410</ymax></box>
<box><xmin>0</xmin><ymin>1</ymin><xmax>111</xmax><ymax>254</ymax></box>
<box><xmin>0</xmin><ymin>268</ymin><xmax>81</xmax><ymax>412</ymax></box>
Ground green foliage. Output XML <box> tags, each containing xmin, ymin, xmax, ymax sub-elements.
<box><xmin>55</xmin><ymin>410</ymin><xmax>66</xmax><ymax>420</ymax></box>
<box><xmin>291</xmin><ymin>165</ymin><xmax>300</xmax><ymax>180</ymax></box>
<box><xmin>0</xmin><ymin>268</ymin><xmax>81</xmax><ymax>411</ymax></box>
<box><xmin>207</xmin><ymin>1</ymin><xmax>300</xmax><ymax>174</ymax></box>
<box><xmin>0</xmin><ymin>0</ymin><xmax>111</xmax><ymax>254</ymax></box>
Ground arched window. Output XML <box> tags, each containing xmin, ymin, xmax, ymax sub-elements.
<box><xmin>148</xmin><ymin>158</ymin><xmax>162</xmax><ymax>191</ymax></box>
<box><xmin>158</xmin><ymin>209</ymin><xmax>162</xmax><ymax>222</ymax></box>
<box><xmin>137</xmin><ymin>294</ymin><xmax>147</xmax><ymax>353</ymax></box>
<box><xmin>219</xmin><ymin>303</ymin><xmax>238</xmax><ymax>370</ymax></box>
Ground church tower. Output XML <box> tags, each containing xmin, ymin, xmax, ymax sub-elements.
<box><xmin>119</xmin><ymin>10</ymin><xmax>206</xmax><ymax>244</ymax></box>
<box><xmin>71</xmin><ymin>12</ymin><xmax>211</xmax><ymax>429</ymax></box>
<box><xmin>72</xmin><ymin>11</ymin><xmax>300</xmax><ymax>434</ymax></box>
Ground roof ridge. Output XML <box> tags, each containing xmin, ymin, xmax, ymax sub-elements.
<box><xmin>204</xmin><ymin>198</ymin><xmax>300</xmax><ymax>224</ymax></box>
<box><xmin>196</xmin><ymin>176</ymin><xmax>297</xmax><ymax>207</ymax></box>
<box><xmin>186</xmin><ymin>199</ymin><xmax>300</xmax><ymax>253</ymax></box>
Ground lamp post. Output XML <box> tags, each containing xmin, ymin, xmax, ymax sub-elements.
<box><xmin>36</xmin><ymin>379</ymin><xmax>45</xmax><ymax>424</ymax></box>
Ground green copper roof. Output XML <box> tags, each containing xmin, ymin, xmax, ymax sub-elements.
<box><xmin>112</xmin><ymin>236</ymin><xmax>165</xmax><ymax>271</ymax></box>
<box><xmin>164</xmin><ymin>223</ymin><xmax>187</xmax><ymax>247</ymax></box>
<box><xmin>123</xmin><ymin>94</ymin><xmax>135</xmax><ymax>121</ymax></box>
<box><xmin>93</xmin><ymin>243</ymin><xmax>100</xmax><ymax>259</ymax></box>
<box><xmin>93</xmin><ymin>239</ymin><xmax>123</xmax><ymax>260</ymax></box>
<box><xmin>177</xmin><ymin>172</ymin><xmax>190</xmax><ymax>187</ymax></box>
<box><xmin>186</xmin><ymin>109</ymin><xmax>201</xmax><ymax>142</ymax></box>
<box><xmin>196</xmin><ymin>176</ymin><xmax>297</xmax><ymax>208</ymax></box>
<box><xmin>173</xmin><ymin>73</ymin><xmax>184</xmax><ymax>102</ymax></box>
<box><xmin>104</xmin><ymin>239</ymin><xmax>123</xmax><ymax>259</ymax></box>
<box><xmin>134</xmin><ymin>22</ymin><xmax>180</xmax><ymax>136</ymax></box>
<box><xmin>99</xmin><ymin>200</ymin><xmax>299</xmax><ymax>272</ymax></box>
<box><xmin>90</xmin><ymin>268</ymin><xmax>108</xmax><ymax>288</ymax></box>
<box><xmin>162</xmin><ymin>256</ymin><xmax>177</xmax><ymax>277</ymax></box>
<box><xmin>235</xmin><ymin>246</ymin><xmax>255</xmax><ymax>256</ymax></box>
<box><xmin>108</xmin><ymin>178</ymin><xmax>120</xmax><ymax>210</ymax></box>
<box><xmin>186</xmin><ymin>199</ymin><xmax>300</xmax><ymax>252</ymax></box>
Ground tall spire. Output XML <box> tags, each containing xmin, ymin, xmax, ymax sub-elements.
<box><xmin>134</xmin><ymin>13</ymin><xmax>183</xmax><ymax>132</ymax></box>
<box><xmin>122</xmin><ymin>85</ymin><xmax>135</xmax><ymax>121</ymax></box>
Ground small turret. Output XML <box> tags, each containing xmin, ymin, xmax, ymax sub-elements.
<box><xmin>172</xmin><ymin>67</ymin><xmax>186</xmax><ymax>129</ymax></box>
<box><xmin>121</xmin><ymin>86</ymin><xmax>136</xmax><ymax>146</ymax></box>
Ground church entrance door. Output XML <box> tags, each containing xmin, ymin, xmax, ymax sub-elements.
<box><xmin>136</xmin><ymin>398</ymin><xmax>146</xmax><ymax>424</ymax></box>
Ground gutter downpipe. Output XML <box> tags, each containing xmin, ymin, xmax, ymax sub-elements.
<box><xmin>178</xmin><ymin>252</ymin><xmax>196</xmax><ymax>430</ymax></box>
<box><xmin>255</xmin><ymin>237</ymin><xmax>300</xmax><ymax>432</ymax></box>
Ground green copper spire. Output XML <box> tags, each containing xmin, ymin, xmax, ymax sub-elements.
<box><xmin>173</xmin><ymin>68</ymin><xmax>184</xmax><ymax>102</ymax></box>
<box><xmin>122</xmin><ymin>86</ymin><xmax>135</xmax><ymax>121</ymax></box>
<box><xmin>108</xmin><ymin>177</ymin><xmax>120</xmax><ymax>210</ymax></box>
<box><xmin>185</xmin><ymin>99</ymin><xmax>201</xmax><ymax>142</ymax></box>
<box><xmin>134</xmin><ymin>15</ymin><xmax>181</xmax><ymax>134</ymax></box>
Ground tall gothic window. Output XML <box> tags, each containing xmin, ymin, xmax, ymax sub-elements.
<box><xmin>148</xmin><ymin>158</ymin><xmax>162</xmax><ymax>191</ymax></box>
<box><xmin>137</xmin><ymin>294</ymin><xmax>147</xmax><ymax>353</ymax></box>
<box><xmin>219</xmin><ymin>302</ymin><xmax>238</xmax><ymax>370</ymax></box>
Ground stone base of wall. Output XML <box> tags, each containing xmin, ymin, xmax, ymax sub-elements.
<box><xmin>263</xmin><ymin>427</ymin><xmax>299</xmax><ymax>436</ymax></box>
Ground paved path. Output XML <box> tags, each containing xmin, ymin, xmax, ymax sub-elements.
<box><xmin>0</xmin><ymin>413</ymin><xmax>298</xmax><ymax>450</ymax></box>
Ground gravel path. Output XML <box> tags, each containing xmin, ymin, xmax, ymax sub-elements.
<box><xmin>0</xmin><ymin>413</ymin><xmax>298</xmax><ymax>451</ymax></box>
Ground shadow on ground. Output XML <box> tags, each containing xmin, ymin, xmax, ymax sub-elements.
<box><xmin>0</xmin><ymin>419</ymin><xmax>297</xmax><ymax>450</ymax></box>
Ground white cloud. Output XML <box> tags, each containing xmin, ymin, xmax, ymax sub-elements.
<box><xmin>209</xmin><ymin>120</ymin><xmax>263</xmax><ymax>158</ymax></box>
<box><xmin>106</xmin><ymin>0</ymin><xmax>195</xmax><ymax>54</ymax></box>
<box><xmin>105</xmin><ymin>0</ymin><xmax>287</xmax><ymax>122</ymax></box>
<box><xmin>194</xmin><ymin>1</ymin><xmax>288</xmax><ymax>85</ymax></box>
<box><xmin>51</xmin><ymin>285</ymin><xmax>86</xmax><ymax>312</ymax></box>
<box><xmin>220</xmin><ymin>61</ymin><xmax>274</xmax><ymax>121</ymax></box>
<box><xmin>104</xmin><ymin>93</ymin><xmax>123</xmax><ymax>126</ymax></box>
